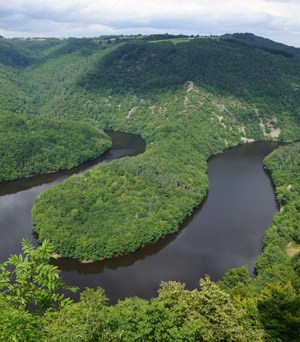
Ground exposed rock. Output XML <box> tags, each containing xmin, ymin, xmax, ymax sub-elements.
<box><xmin>216</xmin><ymin>115</ymin><xmax>223</xmax><ymax>123</ymax></box>
<box><xmin>238</xmin><ymin>125</ymin><xmax>246</xmax><ymax>134</ymax></box>
<box><xmin>52</xmin><ymin>252</ymin><xmax>62</xmax><ymax>259</ymax></box>
<box><xmin>184</xmin><ymin>96</ymin><xmax>190</xmax><ymax>105</ymax></box>
<box><xmin>126</xmin><ymin>107</ymin><xmax>136</xmax><ymax>119</ymax></box>
<box><xmin>269</xmin><ymin>127</ymin><xmax>281</xmax><ymax>138</ymax></box>
<box><xmin>241</xmin><ymin>137</ymin><xmax>255</xmax><ymax>143</ymax></box>
<box><xmin>82</xmin><ymin>259</ymin><xmax>95</xmax><ymax>264</ymax></box>
<box><xmin>149</xmin><ymin>105</ymin><xmax>155</xmax><ymax>114</ymax></box>
<box><xmin>260</xmin><ymin>119</ymin><xmax>281</xmax><ymax>138</ymax></box>
<box><xmin>286</xmin><ymin>242</ymin><xmax>300</xmax><ymax>258</ymax></box>
<box><xmin>186</xmin><ymin>81</ymin><xmax>196</xmax><ymax>93</ymax></box>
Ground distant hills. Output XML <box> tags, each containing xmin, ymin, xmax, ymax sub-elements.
<box><xmin>0</xmin><ymin>39</ymin><xmax>33</xmax><ymax>67</ymax></box>
<box><xmin>222</xmin><ymin>33</ymin><xmax>300</xmax><ymax>58</ymax></box>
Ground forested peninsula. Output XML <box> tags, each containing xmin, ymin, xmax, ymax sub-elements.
<box><xmin>0</xmin><ymin>34</ymin><xmax>299</xmax><ymax>341</ymax></box>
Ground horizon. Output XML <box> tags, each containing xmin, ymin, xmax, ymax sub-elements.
<box><xmin>1</xmin><ymin>32</ymin><xmax>299</xmax><ymax>49</ymax></box>
<box><xmin>1</xmin><ymin>0</ymin><xmax>299</xmax><ymax>48</ymax></box>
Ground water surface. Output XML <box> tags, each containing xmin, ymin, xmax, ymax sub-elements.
<box><xmin>0</xmin><ymin>131</ymin><xmax>145</xmax><ymax>260</ymax></box>
<box><xmin>0</xmin><ymin>137</ymin><xmax>282</xmax><ymax>303</ymax></box>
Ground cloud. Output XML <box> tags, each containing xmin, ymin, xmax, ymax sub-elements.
<box><xmin>0</xmin><ymin>0</ymin><xmax>299</xmax><ymax>46</ymax></box>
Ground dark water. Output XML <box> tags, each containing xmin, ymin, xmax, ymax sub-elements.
<box><xmin>0</xmin><ymin>131</ymin><xmax>145</xmax><ymax>260</ymax></box>
<box><xmin>0</xmin><ymin>136</ymin><xmax>282</xmax><ymax>304</ymax></box>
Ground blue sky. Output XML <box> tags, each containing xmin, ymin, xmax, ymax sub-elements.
<box><xmin>0</xmin><ymin>0</ymin><xmax>299</xmax><ymax>47</ymax></box>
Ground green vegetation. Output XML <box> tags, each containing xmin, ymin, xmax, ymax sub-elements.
<box><xmin>0</xmin><ymin>39</ymin><xmax>34</xmax><ymax>67</ymax></box>
<box><xmin>0</xmin><ymin>34</ymin><xmax>298</xmax><ymax>261</ymax></box>
<box><xmin>149</xmin><ymin>37</ymin><xmax>192</xmax><ymax>44</ymax></box>
<box><xmin>0</xmin><ymin>34</ymin><xmax>299</xmax><ymax>340</ymax></box>
<box><xmin>0</xmin><ymin>111</ymin><xmax>111</xmax><ymax>181</ymax></box>
<box><xmin>0</xmin><ymin>240</ymin><xmax>76</xmax><ymax>341</ymax></box>
<box><xmin>258</xmin><ymin>143</ymin><xmax>300</xmax><ymax>340</ymax></box>
<box><xmin>1</xmin><ymin>241</ymin><xmax>265</xmax><ymax>341</ymax></box>
<box><xmin>222</xmin><ymin>33</ymin><xmax>300</xmax><ymax>59</ymax></box>
<box><xmin>45</xmin><ymin>277</ymin><xmax>265</xmax><ymax>342</ymax></box>
<box><xmin>28</xmin><ymin>37</ymin><xmax>299</xmax><ymax>261</ymax></box>
<box><xmin>256</xmin><ymin>144</ymin><xmax>300</xmax><ymax>288</ymax></box>
<box><xmin>80</xmin><ymin>38</ymin><xmax>300</xmax><ymax>116</ymax></box>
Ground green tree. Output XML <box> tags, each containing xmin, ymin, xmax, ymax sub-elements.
<box><xmin>0</xmin><ymin>299</ymin><xmax>43</xmax><ymax>341</ymax></box>
<box><xmin>44</xmin><ymin>288</ymin><xmax>109</xmax><ymax>342</ymax></box>
<box><xmin>257</xmin><ymin>282</ymin><xmax>300</xmax><ymax>341</ymax></box>
<box><xmin>0</xmin><ymin>239</ymin><xmax>77</xmax><ymax>314</ymax></box>
<box><xmin>218</xmin><ymin>266</ymin><xmax>252</xmax><ymax>294</ymax></box>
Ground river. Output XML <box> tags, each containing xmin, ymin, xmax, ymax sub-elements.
<box><xmin>0</xmin><ymin>133</ymin><xmax>282</xmax><ymax>303</ymax></box>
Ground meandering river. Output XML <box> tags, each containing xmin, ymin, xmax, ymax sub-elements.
<box><xmin>0</xmin><ymin>132</ymin><xmax>283</xmax><ymax>303</ymax></box>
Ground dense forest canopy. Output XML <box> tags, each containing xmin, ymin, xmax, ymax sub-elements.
<box><xmin>28</xmin><ymin>35</ymin><xmax>299</xmax><ymax>261</ymax></box>
<box><xmin>80</xmin><ymin>38</ymin><xmax>300</xmax><ymax>112</ymax></box>
<box><xmin>0</xmin><ymin>34</ymin><xmax>299</xmax><ymax>340</ymax></box>
<box><xmin>0</xmin><ymin>111</ymin><xmax>111</xmax><ymax>181</ymax></box>
<box><xmin>222</xmin><ymin>33</ymin><xmax>300</xmax><ymax>59</ymax></box>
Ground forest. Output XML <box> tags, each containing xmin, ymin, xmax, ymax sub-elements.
<box><xmin>0</xmin><ymin>111</ymin><xmax>111</xmax><ymax>181</ymax></box>
<box><xmin>29</xmin><ymin>35</ymin><xmax>299</xmax><ymax>261</ymax></box>
<box><xmin>0</xmin><ymin>34</ymin><xmax>299</xmax><ymax>340</ymax></box>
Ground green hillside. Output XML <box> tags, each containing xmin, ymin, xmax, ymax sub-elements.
<box><xmin>0</xmin><ymin>111</ymin><xmax>111</xmax><ymax>181</ymax></box>
<box><xmin>0</xmin><ymin>35</ymin><xmax>298</xmax><ymax>259</ymax></box>
<box><xmin>222</xmin><ymin>33</ymin><xmax>300</xmax><ymax>59</ymax></box>
<box><xmin>80</xmin><ymin>38</ymin><xmax>300</xmax><ymax>113</ymax></box>
<box><xmin>28</xmin><ymin>36</ymin><xmax>300</xmax><ymax>261</ymax></box>
<box><xmin>0</xmin><ymin>39</ymin><xmax>34</xmax><ymax>67</ymax></box>
<box><xmin>0</xmin><ymin>34</ymin><xmax>299</xmax><ymax>341</ymax></box>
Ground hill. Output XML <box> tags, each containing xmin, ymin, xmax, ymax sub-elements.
<box><xmin>222</xmin><ymin>33</ymin><xmax>300</xmax><ymax>59</ymax></box>
<box><xmin>27</xmin><ymin>36</ymin><xmax>299</xmax><ymax>261</ymax></box>
<box><xmin>0</xmin><ymin>111</ymin><xmax>111</xmax><ymax>181</ymax></box>
<box><xmin>0</xmin><ymin>33</ymin><xmax>299</xmax><ymax>341</ymax></box>
<box><xmin>0</xmin><ymin>39</ymin><xmax>34</xmax><ymax>67</ymax></box>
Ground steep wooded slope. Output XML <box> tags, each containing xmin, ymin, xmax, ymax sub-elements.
<box><xmin>30</xmin><ymin>38</ymin><xmax>300</xmax><ymax>260</ymax></box>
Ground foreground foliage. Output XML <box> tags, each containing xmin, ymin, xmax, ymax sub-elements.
<box><xmin>0</xmin><ymin>240</ymin><xmax>76</xmax><ymax>341</ymax></box>
<box><xmin>1</xmin><ymin>241</ymin><xmax>265</xmax><ymax>341</ymax></box>
<box><xmin>0</xmin><ymin>239</ymin><xmax>77</xmax><ymax>313</ymax></box>
<box><xmin>45</xmin><ymin>279</ymin><xmax>265</xmax><ymax>342</ymax></box>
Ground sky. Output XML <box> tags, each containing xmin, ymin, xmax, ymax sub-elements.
<box><xmin>0</xmin><ymin>0</ymin><xmax>299</xmax><ymax>47</ymax></box>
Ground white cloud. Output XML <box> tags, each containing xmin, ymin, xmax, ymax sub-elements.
<box><xmin>0</xmin><ymin>0</ymin><xmax>299</xmax><ymax>46</ymax></box>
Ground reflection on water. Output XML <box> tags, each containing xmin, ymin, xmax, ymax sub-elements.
<box><xmin>0</xmin><ymin>138</ymin><xmax>282</xmax><ymax>304</ymax></box>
